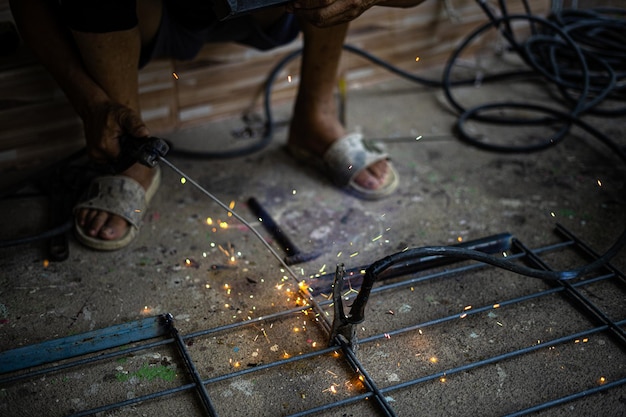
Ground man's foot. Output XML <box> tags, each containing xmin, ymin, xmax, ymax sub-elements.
<box><xmin>288</xmin><ymin>107</ymin><xmax>393</xmax><ymax>193</ymax></box>
<box><xmin>75</xmin><ymin>163</ymin><xmax>156</xmax><ymax>241</ymax></box>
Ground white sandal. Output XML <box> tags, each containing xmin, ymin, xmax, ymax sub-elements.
<box><xmin>73</xmin><ymin>167</ymin><xmax>161</xmax><ymax>250</ymax></box>
<box><xmin>287</xmin><ymin>133</ymin><xmax>399</xmax><ymax>200</ymax></box>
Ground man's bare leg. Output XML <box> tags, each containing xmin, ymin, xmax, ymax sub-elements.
<box><xmin>75</xmin><ymin>0</ymin><xmax>163</xmax><ymax>241</ymax></box>
<box><xmin>288</xmin><ymin>21</ymin><xmax>390</xmax><ymax>190</ymax></box>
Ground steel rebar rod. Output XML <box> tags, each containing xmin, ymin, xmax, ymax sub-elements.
<box><xmin>158</xmin><ymin>156</ymin><xmax>331</xmax><ymax>334</ymax></box>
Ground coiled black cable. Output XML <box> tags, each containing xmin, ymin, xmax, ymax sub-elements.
<box><xmin>378</xmin><ymin>4</ymin><xmax>626</xmax><ymax>280</ymax></box>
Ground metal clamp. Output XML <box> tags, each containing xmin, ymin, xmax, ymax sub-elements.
<box><xmin>329</xmin><ymin>263</ymin><xmax>377</xmax><ymax>351</ymax></box>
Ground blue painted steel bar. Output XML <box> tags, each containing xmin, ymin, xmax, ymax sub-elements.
<box><xmin>0</xmin><ymin>314</ymin><xmax>172</xmax><ymax>374</ymax></box>
<box><xmin>0</xmin><ymin>336</ymin><xmax>175</xmax><ymax>385</ymax></box>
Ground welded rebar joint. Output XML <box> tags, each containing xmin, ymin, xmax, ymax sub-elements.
<box><xmin>159</xmin><ymin>312</ymin><xmax>175</xmax><ymax>330</ymax></box>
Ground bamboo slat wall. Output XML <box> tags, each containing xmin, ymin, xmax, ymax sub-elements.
<box><xmin>0</xmin><ymin>0</ymin><xmax>548</xmax><ymax>175</ymax></box>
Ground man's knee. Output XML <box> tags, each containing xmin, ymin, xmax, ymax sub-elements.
<box><xmin>60</xmin><ymin>0</ymin><xmax>138</xmax><ymax>33</ymax></box>
<box><xmin>246</xmin><ymin>12</ymin><xmax>301</xmax><ymax>51</ymax></box>
<box><xmin>136</xmin><ymin>0</ymin><xmax>163</xmax><ymax>46</ymax></box>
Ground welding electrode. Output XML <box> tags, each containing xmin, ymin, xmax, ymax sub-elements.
<box><xmin>247</xmin><ymin>197</ymin><xmax>322</xmax><ymax>265</ymax></box>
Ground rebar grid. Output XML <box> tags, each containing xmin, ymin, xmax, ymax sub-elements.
<box><xmin>1</xmin><ymin>224</ymin><xmax>624</xmax><ymax>417</ymax></box>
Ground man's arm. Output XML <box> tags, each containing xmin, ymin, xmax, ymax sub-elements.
<box><xmin>9</xmin><ymin>0</ymin><xmax>108</xmax><ymax>120</ymax></box>
<box><xmin>9</xmin><ymin>0</ymin><xmax>148</xmax><ymax>163</ymax></box>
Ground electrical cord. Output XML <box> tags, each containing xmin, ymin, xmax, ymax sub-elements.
<box><xmin>390</xmin><ymin>3</ymin><xmax>626</xmax><ymax>280</ymax></box>
<box><xmin>1</xmin><ymin>3</ymin><xmax>624</xmax><ymax>282</ymax></box>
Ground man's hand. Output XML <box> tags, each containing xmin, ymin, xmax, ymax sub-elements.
<box><xmin>82</xmin><ymin>100</ymin><xmax>150</xmax><ymax>165</ymax></box>
<box><xmin>287</xmin><ymin>0</ymin><xmax>428</xmax><ymax>27</ymax></box>
<box><xmin>287</xmin><ymin>0</ymin><xmax>379</xmax><ymax>27</ymax></box>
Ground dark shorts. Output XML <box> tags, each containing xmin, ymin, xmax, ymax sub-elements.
<box><xmin>139</xmin><ymin>6</ymin><xmax>300</xmax><ymax>67</ymax></box>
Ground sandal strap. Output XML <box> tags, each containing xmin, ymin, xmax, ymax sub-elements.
<box><xmin>322</xmin><ymin>133</ymin><xmax>389</xmax><ymax>187</ymax></box>
<box><xmin>73</xmin><ymin>175</ymin><xmax>147</xmax><ymax>228</ymax></box>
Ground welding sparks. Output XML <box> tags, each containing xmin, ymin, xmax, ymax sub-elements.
<box><xmin>415</xmin><ymin>56</ymin><xmax>420</xmax><ymax>62</ymax></box>
<box><xmin>172</xmin><ymin>72</ymin><xmax>179</xmax><ymax>80</ymax></box>
<box><xmin>180</xmin><ymin>177</ymin><xmax>187</xmax><ymax>184</ymax></box>
<box><xmin>597</xmin><ymin>179</ymin><xmax>602</xmax><ymax>187</ymax></box>
<box><xmin>323</xmin><ymin>383</ymin><xmax>339</xmax><ymax>394</ymax></box>
<box><xmin>298</xmin><ymin>280</ymin><xmax>309</xmax><ymax>294</ymax></box>
<box><xmin>287</xmin><ymin>75</ymin><xmax>292</xmax><ymax>83</ymax></box>
<box><xmin>184</xmin><ymin>258</ymin><xmax>200</xmax><ymax>268</ymax></box>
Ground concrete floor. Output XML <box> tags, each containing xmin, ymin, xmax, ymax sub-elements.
<box><xmin>1</xmin><ymin>55</ymin><xmax>625</xmax><ymax>417</ymax></box>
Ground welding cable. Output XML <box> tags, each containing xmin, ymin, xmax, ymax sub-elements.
<box><xmin>430</xmin><ymin>6</ymin><xmax>626</xmax><ymax>281</ymax></box>
<box><xmin>373</xmin><ymin>232</ymin><xmax>626</xmax><ymax>282</ymax></box>
<box><xmin>343</xmin><ymin>227</ymin><xmax>626</xmax><ymax>322</ymax></box>
<box><xmin>445</xmin><ymin>6</ymin><xmax>626</xmax><ymax>140</ymax></box>
<box><xmin>0</xmin><ymin>219</ymin><xmax>73</xmax><ymax>249</ymax></box>
<box><xmin>164</xmin><ymin>48</ymin><xmax>302</xmax><ymax>160</ymax></box>
<box><xmin>164</xmin><ymin>44</ymin><xmax>536</xmax><ymax>159</ymax></box>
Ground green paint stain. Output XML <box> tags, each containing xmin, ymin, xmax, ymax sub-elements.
<box><xmin>116</xmin><ymin>364</ymin><xmax>176</xmax><ymax>382</ymax></box>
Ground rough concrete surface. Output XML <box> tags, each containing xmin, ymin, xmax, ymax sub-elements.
<box><xmin>1</xmin><ymin>53</ymin><xmax>625</xmax><ymax>417</ymax></box>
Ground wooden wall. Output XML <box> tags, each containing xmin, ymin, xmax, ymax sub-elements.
<box><xmin>0</xmin><ymin>0</ymin><xmax>549</xmax><ymax>177</ymax></box>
